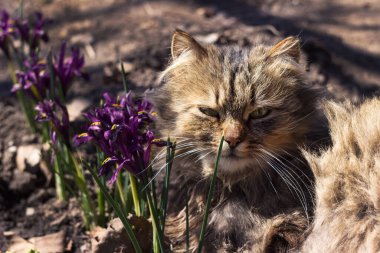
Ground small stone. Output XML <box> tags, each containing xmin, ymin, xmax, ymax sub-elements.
<box><xmin>21</xmin><ymin>134</ymin><xmax>38</xmax><ymax>144</ymax></box>
<box><xmin>25</xmin><ymin>207</ymin><xmax>35</xmax><ymax>216</ymax></box>
<box><xmin>117</xmin><ymin>61</ymin><xmax>134</xmax><ymax>74</ymax></box>
<box><xmin>70</xmin><ymin>33</ymin><xmax>94</xmax><ymax>45</ymax></box>
<box><xmin>9</xmin><ymin>170</ymin><xmax>37</xmax><ymax>196</ymax></box>
<box><xmin>27</xmin><ymin>188</ymin><xmax>54</xmax><ymax>204</ymax></box>
<box><xmin>50</xmin><ymin>213</ymin><xmax>68</xmax><ymax>226</ymax></box>
<box><xmin>66</xmin><ymin>239</ymin><xmax>73</xmax><ymax>252</ymax></box>
<box><xmin>2</xmin><ymin>146</ymin><xmax>16</xmax><ymax>167</ymax></box>
<box><xmin>85</xmin><ymin>43</ymin><xmax>96</xmax><ymax>59</ymax></box>
<box><xmin>8</xmin><ymin>146</ymin><xmax>17</xmax><ymax>153</ymax></box>
<box><xmin>91</xmin><ymin>216</ymin><xmax>152</xmax><ymax>253</ymax></box>
<box><xmin>196</xmin><ymin>7</ymin><xmax>216</xmax><ymax>18</ymax></box>
<box><xmin>1</xmin><ymin>146</ymin><xmax>17</xmax><ymax>181</ymax></box>
<box><xmin>28</xmin><ymin>231</ymin><xmax>65</xmax><ymax>252</ymax></box>
<box><xmin>16</xmin><ymin>144</ymin><xmax>41</xmax><ymax>172</ymax></box>
<box><xmin>3</xmin><ymin>231</ymin><xmax>15</xmax><ymax>237</ymax></box>
<box><xmin>118</xmin><ymin>42</ymin><xmax>138</xmax><ymax>55</ymax></box>
<box><xmin>42</xmin><ymin>142</ymin><xmax>51</xmax><ymax>152</ymax></box>
<box><xmin>66</xmin><ymin>98</ymin><xmax>91</xmax><ymax>122</ymax></box>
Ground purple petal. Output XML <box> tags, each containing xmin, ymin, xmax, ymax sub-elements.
<box><xmin>108</xmin><ymin>158</ymin><xmax>130</xmax><ymax>184</ymax></box>
<box><xmin>72</xmin><ymin>133</ymin><xmax>93</xmax><ymax>146</ymax></box>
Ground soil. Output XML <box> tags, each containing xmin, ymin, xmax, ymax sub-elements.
<box><xmin>0</xmin><ymin>0</ymin><xmax>379</xmax><ymax>252</ymax></box>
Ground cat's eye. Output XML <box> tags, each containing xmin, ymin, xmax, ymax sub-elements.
<box><xmin>199</xmin><ymin>107</ymin><xmax>219</xmax><ymax>118</ymax></box>
<box><xmin>249</xmin><ymin>107</ymin><xmax>271</xmax><ymax>119</ymax></box>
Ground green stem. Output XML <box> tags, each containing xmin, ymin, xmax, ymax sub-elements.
<box><xmin>197</xmin><ymin>136</ymin><xmax>224</xmax><ymax>253</ymax></box>
<box><xmin>152</xmin><ymin>225</ymin><xmax>160</xmax><ymax>253</ymax></box>
<box><xmin>116</xmin><ymin>173</ymin><xmax>128</xmax><ymax>211</ymax></box>
<box><xmin>68</xmin><ymin>150</ymin><xmax>97</xmax><ymax>228</ymax></box>
<box><xmin>53</xmin><ymin>153</ymin><xmax>66</xmax><ymax>201</ymax></box>
<box><xmin>97</xmin><ymin>183</ymin><xmax>106</xmax><ymax>227</ymax></box>
<box><xmin>146</xmin><ymin>190</ymin><xmax>165</xmax><ymax>253</ymax></box>
<box><xmin>129</xmin><ymin>174</ymin><xmax>141</xmax><ymax>216</ymax></box>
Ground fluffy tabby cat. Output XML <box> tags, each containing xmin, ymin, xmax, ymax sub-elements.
<box><xmin>300</xmin><ymin>98</ymin><xmax>380</xmax><ymax>253</ymax></box>
<box><xmin>153</xmin><ymin>30</ymin><xmax>328</xmax><ymax>252</ymax></box>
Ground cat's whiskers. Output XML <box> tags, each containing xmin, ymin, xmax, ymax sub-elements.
<box><xmin>264</xmin><ymin>144</ymin><xmax>316</xmax><ymax>208</ymax></box>
<box><xmin>195</xmin><ymin>150</ymin><xmax>214</xmax><ymax>163</ymax></box>
<box><xmin>264</xmin><ymin>144</ymin><xmax>313</xmax><ymax>183</ymax></box>
<box><xmin>255</xmin><ymin>153</ymin><xmax>280</xmax><ymax>198</ymax></box>
<box><xmin>260</xmin><ymin>148</ymin><xmax>309</xmax><ymax>219</ymax></box>
<box><xmin>142</xmin><ymin>142</ymin><xmax>202</xmax><ymax>182</ymax></box>
<box><xmin>149</xmin><ymin>139</ymin><xmax>213</xmax><ymax>173</ymax></box>
<box><xmin>286</xmin><ymin>110</ymin><xmax>317</xmax><ymax>131</ymax></box>
<box><xmin>144</xmin><ymin>147</ymin><xmax>212</xmax><ymax>190</ymax></box>
<box><xmin>149</xmin><ymin>139</ymin><xmax>198</xmax><ymax>166</ymax></box>
<box><xmin>268</xmin><ymin>160</ymin><xmax>309</xmax><ymax>220</ymax></box>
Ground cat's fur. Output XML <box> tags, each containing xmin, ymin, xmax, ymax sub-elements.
<box><xmin>301</xmin><ymin>98</ymin><xmax>380</xmax><ymax>253</ymax></box>
<box><xmin>153</xmin><ymin>30</ymin><xmax>328</xmax><ymax>252</ymax></box>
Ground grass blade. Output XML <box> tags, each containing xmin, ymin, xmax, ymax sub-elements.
<box><xmin>160</xmin><ymin>138</ymin><xmax>176</xmax><ymax>230</ymax></box>
<box><xmin>197</xmin><ymin>136</ymin><xmax>224</xmax><ymax>253</ymax></box>
<box><xmin>146</xmin><ymin>189</ymin><xmax>165</xmax><ymax>253</ymax></box>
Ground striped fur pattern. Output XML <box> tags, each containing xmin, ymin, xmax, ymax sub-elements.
<box><xmin>301</xmin><ymin>98</ymin><xmax>380</xmax><ymax>253</ymax></box>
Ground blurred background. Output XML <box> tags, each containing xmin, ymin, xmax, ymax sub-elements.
<box><xmin>1</xmin><ymin>0</ymin><xmax>380</xmax><ymax>98</ymax></box>
<box><xmin>0</xmin><ymin>0</ymin><xmax>379</xmax><ymax>252</ymax></box>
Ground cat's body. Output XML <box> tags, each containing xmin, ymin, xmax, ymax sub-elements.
<box><xmin>153</xmin><ymin>31</ymin><xmax>328</xmax><ymax>252</ymax></box>
<box><xmin>300</xmin><ymin>98</ymin><xmax>380</xmax><ymax>253</ymax></box>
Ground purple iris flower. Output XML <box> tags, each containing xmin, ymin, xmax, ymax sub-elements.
<box><xmin>14</xmin><ymin>12</ymin><xmax>49</xmax><ymax>56</ymax></box>
<box><xmin>31</xmin><ymin>12</ymin><xmax>49</xmax><ymax>50</ymax></box>
<box><xmin>35</xmin><ymin>99</ymin><xmax>70</xmax><ymax>147</ymax></box>
<box><xmin>11</xmin><ymin>43</ymin><xmax>87</xmax><ymax>102</ymax></box>
<box><xmin>73</xmin><ymin>92</ymin><xmax>165</xmax><ymax>183</ymax></box>
<box><xmin>15</xmin><ymin>19</ymin><xmax>29</xmax><ymax>42</ymax></box>
<box><xmin>12</xmin><ymin>57</ymin><xmax>50</xmax><ymax>100</ymax></box>
<box><xmin>54</xmin><ymin>42</ymin><xmax>89</xmax><ymax>96</ymax></box>
<box><xmin>0</xmin><ymin>10</ymin><xmax>15</xmax><ymax>58</ymax></box>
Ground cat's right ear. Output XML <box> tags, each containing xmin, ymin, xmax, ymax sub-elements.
<box><xmin>171</xmin><ymin>29</ymin><xmax>206</xmax><ymax>59</ymax></box>
<box><xmin>267</xmin><ymin>37</ymin><xmax>301</xmax><ymax>62</ymax></box>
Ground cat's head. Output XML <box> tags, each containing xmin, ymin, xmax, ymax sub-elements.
<box><xmin>154</xmin><ymin>30</ymin><xmax>320</xmax><ymax>182</ymax></box>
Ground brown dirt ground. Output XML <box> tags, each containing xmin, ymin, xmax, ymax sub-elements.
<box><xmin>0</xmin><ymin>0</ymin><xmax>379</xmax><ymax>252</ymax></box>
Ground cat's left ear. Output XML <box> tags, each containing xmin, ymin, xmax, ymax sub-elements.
<box><xmin>267</xmin><ymin>37</ymin><xmax>301</xmax><ymax>62</ymax></box>
<box><xmin>171</xmin><ymin>29</ymin><xmax>206</xmax><ymax>59</ymax></box>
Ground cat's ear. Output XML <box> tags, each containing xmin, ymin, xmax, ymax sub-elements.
<box><xmin>267</xmin><ymin>37</ymin><xmax>301</xmax><ymax>62</ymax></box>
<box><xmin>171</xmin><ymin>29</ymin><xmax>206</xmax><ymax>59</ymax></box>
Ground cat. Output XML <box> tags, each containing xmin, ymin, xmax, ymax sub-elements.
<box><xmin>152</xmin><ymin>30</ymin><xmax>328</xmax><ymax>252</ymax></box>
<box><xmin>300</xmin><ymin>98</ymin><xmax>380</xmax><ymax>253</ymax></box>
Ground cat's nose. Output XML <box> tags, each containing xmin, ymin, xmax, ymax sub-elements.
<box><xmin>224</xmin><ymin>137</ymin><xmax>241</xmax><ymax>148</ymax></box>
<box><xmin>223</xmin><ymin>119</ymin><xmax>245</xmax><ymax>148</ymax></box>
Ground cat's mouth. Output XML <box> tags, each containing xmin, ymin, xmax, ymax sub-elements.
<box><xmin>222</xmin><ymin>152</ymin><xmax>240</xmax><ymax>160</ymax></box>
<box><xmin>221</xmin><ymin>147</ymin><xmax>245</xmax><ymax>160</ymax></box>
